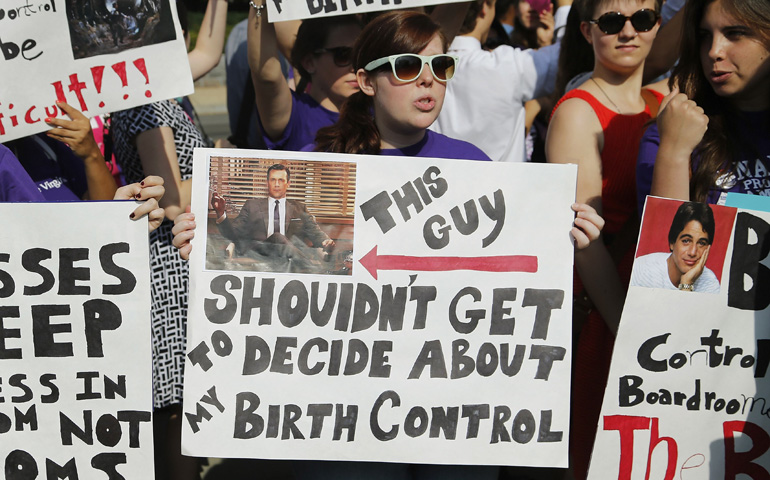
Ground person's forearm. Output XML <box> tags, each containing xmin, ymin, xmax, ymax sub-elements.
<box><xmin>81</xmin><ymin>149</ymin><xmax>118</xmax><ymax>200</ymax></box>
<box><xmin>188</xmin><ymin>0</ymin><xmax>229</xmax><ymax>81</ymax></box>
<box><xmin>248</xmin><ymin>6</ymin><xmax>292</xmax><ymax>140</ymax></box>
<box><xmin>430</xmin><ymin>2</ymin><xmax>471</xmax><ymax>44</ymax></box>
<box><xmin>161</xmin><ymin>179</ymin><xmax>192</xmax><ymax>221</ymax></box>
<box><xmin>275</xmin><ymin>20</ymin><xmax>301</xmax><ymax>61</ymax></box>
<box><xmin>650</xmin><ymin>142</ymin><xmax>691</xmax><ymax>201</ymax></box>
<box><xmin>575</xmin><ymin>242</ymin><xmax>626</xmax><ymax>335</ymax></box>
<box><xmin>643</xmin><ymin>8</ymin><xmax>683</xmax><ymax>83</ymax></box>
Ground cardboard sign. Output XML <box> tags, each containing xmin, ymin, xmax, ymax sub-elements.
<box><xmin>266</xmin><ymin>0</ymin><xmax>468</xmax><ymax>22</ymax></box>
<box><xmin>588</xmin><ymin>196</ymin><xmax>770</xmax><ymax>479</ymax></box>
<box><xmin>0</xmin><ymin>202</ymin><xmax>153</xmax><ymax>479</ymax></box>
<box><xmin>0</xmin><ymin>0</ymin><xmax>192</xmax><ymax>142</ymax></box>
<box><xmin>182</xmin><ymin>149</ymin><xmax>578</xmax><ymax>467</ymax></box>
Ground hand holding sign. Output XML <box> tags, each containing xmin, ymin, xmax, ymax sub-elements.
<box><xmin>115</xmin><ymin>175</ymin><xmax>166</xmax><ymax>232</ymax></box>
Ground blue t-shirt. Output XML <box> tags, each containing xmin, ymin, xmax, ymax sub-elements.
<box><xmin>259</xmin><ymin>91</ymin><xmax>340</xmax><ymax>151</ymax></box>
<box><xmin>0</xmin><ymin>144</ymin><xmax>45</xmax><ymax>202</ymax></box>
<box><xmin>304</xmin><ymin>130</ymin><xmax>491</xmax><ymax>161</ymax></box>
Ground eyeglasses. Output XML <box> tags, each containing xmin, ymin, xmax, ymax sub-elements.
<box><xmin>589</xmin><ymin>9</ymin><xmax>659</xmax><ymax>35</ymax></box>
<box><xmin>314</xmin><ymin>46</ymin><xmax>353</xmax><ymax>67</ymax></box>
<box><xmin>364</xmin><ymin>53</ymin><xmax>459</xmax><ymax>83</ymax></box>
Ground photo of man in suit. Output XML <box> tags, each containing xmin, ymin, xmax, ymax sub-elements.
<box><xmin>211</xmin><ymin>164</ymin><xmax>335</xmax><ymax>261</ymax></box>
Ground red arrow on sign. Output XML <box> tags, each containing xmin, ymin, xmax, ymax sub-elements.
<box><xmin>359</xmin><ymin>246</ymin><xmax>538</xmax><ymax>280</ymax></box>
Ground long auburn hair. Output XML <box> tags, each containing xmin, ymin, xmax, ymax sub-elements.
<box><xmin>671</xmin><ymin>0</ymin><xmax>770</xmax><ymax>202</ymax></box>
<box><xmin>314</xmin><ymin>11</ymin><xmax>446</xmax><ymax>154</ymax></box>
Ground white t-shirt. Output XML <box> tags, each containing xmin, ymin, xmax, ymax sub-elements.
<box><xmin>630</xmin><ymin>252</ymin><xmax>721</xmax><ymax>293</ymax></box>
<box><xmin>430</xmin><ymin>37</ymin><xmax>559</xmax><ymax>162</ymax></box>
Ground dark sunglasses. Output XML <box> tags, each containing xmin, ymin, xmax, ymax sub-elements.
<box><xmin>314</xmin><ymin>46</ymin><xmax>353</xmax><ymax>67</ymax></box>
<box><xmin>364</xmin><ymin>53</ymin><xmax>458</xmax><ymax>83</ymax></box>
<box><xmin>589</xmin><ymin>9</ymin><xmax>659</xmax><ymax>35</ymax></box>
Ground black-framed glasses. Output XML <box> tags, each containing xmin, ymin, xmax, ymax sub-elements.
<box><xmin>364</xmin><ymin>53</ymin><xmax>458</xmax><ymax>83</ymax></box>
<box><xmin>589</xmin><ymin>9</ymin><xmax>659</xmax><ymax>35</ymax></box>
<box><xmin>313</xmin><ymin>46</ymin><xmax>353</xmax><ymax>67</ymax></box>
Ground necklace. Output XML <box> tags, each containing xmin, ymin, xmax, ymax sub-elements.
<box><xmin>590</xmin><ymin>77</ymin><xmax>623</xmax><ymax>114</ymax></box>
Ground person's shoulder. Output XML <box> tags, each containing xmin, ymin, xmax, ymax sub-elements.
<box><xmin>549</xmin><ymin>92</ymin><xmax>603</xmax><ymax>137</ymax></box>
<box><xmin>633</xmin><ymin>251</ymin><xmax>666</xmax><ymax>269</ymax></box>
<box><xmin>630</xmin><ymin>252</ymin><xmax>669</xmax><ymax>288</ymax></box>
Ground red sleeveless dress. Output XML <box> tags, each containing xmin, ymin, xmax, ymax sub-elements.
<box><xmin>552</xmin><ymin>88</ymin><xmax>663</xmax><ymax>480</ymax></box>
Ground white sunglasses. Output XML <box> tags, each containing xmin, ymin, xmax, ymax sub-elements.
<box><xmin>364</xmin><ymin>53</ymin><xmax>459</xmax><ymax>82</ymax></box>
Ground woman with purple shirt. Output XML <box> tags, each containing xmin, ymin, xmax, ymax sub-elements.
<box><xmin>311</xmin><ymin>12</ymin><xmax>489</xmax><ymax>162</ymax></box>
<box><xmin>637</xmin><ymin>0</ymin><xmax>770</xmax><ymax>207</ymax></box>
<box><xmin>247</xmin><ymin>3</ymin><xmax>362</xmax><ymax>151</ymax></box>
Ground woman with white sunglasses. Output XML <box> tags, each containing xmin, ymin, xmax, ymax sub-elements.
<box><xmin>311</xmin><ymin>11</ymin><xmax>489</xmax><ymax>159</ymax></box>
<box><xmin>545</xmin><ymin>0</ymin><xmax>664</xmax><ymax>478</ymax></box>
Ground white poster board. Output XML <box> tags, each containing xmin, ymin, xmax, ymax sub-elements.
<box><xmin>587</xmin><ymin>196</ymin><xmax>770</xmax><ymax>479</ymax></box>
<box><xmin>182</xmin><ymin>149</ymin><xmax>578</xmax><ymax>467</ymax></box>
<box><xmin>0</xmin><ymin>202</ymin><xmax>153</xmax><ymax>479</ymax></box>
<box><xmin>266</xmin><ymin>0</ymin><xmax>468</xmax><ymax>22</ymax></box>
<box><xmin>0</xmin><ymin>0</ymin><xmax>192</xmax><ymax>142</ymax></box>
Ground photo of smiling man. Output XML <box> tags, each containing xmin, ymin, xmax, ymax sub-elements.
<box><xmin>631</xmin><ymin>201</ymin><xmax>721</xmax><ymax>293</ymax></box>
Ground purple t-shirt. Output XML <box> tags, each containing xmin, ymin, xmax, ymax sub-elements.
<box><xmin>0</xmin><ymin>144</ymin><xmax>45</xmax><ymax>202</ymax></box>
<box><xmin>10</xmin><ymin>134</ymin><xmax>86</xmax><ymax>202</ymax></box>
<box><xmin>260</xmin><ymin>90</ymin><xmax>339</xmax><ymax>151</ymax></box>
<box><xmin>637</xmin><ymin>111</ymin><xmax>770</xmax><ymax>209</ymax></box>
<box><xmin>380</xmin><ymin>130</ymin><xmax>491</xmax><ymax>160</ymax></box>
<box><xmin>303</xmin><ymin>130</ymin><xmax>491</xmax><ymax>161</ymax></box>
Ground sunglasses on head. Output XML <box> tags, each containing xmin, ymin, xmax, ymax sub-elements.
<box><xmin>589</xmin><ymin>9</ymin><xmax>659</xmax><ymax>35</ymax></box>
<box><xmin>364</xmin><ymin>53</ymin><xmax>458</xmax><ymax>83</ymax></box>
<box><xmin>314</xmin><ymin>46</ymin><xmax>353</xmax><ymax>67</ymax></box>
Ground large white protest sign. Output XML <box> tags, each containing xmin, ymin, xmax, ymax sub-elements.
<box><xmin>0</xmin><ymin>202</ymin><xmax>153</xmax><ymax>479</ymax></box>
<box><xmin>182</xmin><ymin>149</ymin><xmax>577</xmax><ymax>466</ymax></box>
<box><xmin>587</xmin><ymin>196</ymin><xmax>770</xmax><ymax>479</ymax></box>
<box><xmin>266</xmin><ymin>0</ymin><xmax>468</xmax><ymax>22</ymax></box>
<box><xmin>0</xmin><ymin>0</ymin><xmax>192</xmax><ymax>142</ymax></box>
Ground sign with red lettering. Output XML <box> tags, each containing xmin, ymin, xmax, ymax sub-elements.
<box><xmin>587</xmin><ymin>196</ymin><xmax>770</xmax><ymax>478</ymax></box>
<box><xmin>0</xmin><ymin>202</ymin><xmax>153</xmax><ymax>479</ymax></box>
<box><xmin>266</xmin><ymin>0</ymin><xmax>468</xmax><ymax>22</ymax></box>
<box><xmin>0</xmin><ymin>0</ymin><xmax>192</xmax><ymax>142</ymax></box>
<box><xmin>182</xmin><ymin>149</ymin><xmax>578</xmax><ymax>466</ymax></box>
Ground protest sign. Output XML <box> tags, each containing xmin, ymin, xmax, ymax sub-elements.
<box><xmin>182</xmin><ymin>149</ymin><xmax>578</xmax><ymax>466</ymax></box>
<box><xmin>587</xmin><ymin>196</ymin><xmax>770</xmax><ymax>479</ymax></box>
<box><xmin>0</xmin><ymin>202</ymin><xmax>153</xmax><ymax>479</ymax></box>
<box><xmin>0</xmin><ymin>0</ymin><xmax>192</xmax><ymax>142</ymax></box>
<box><xmin>266</xmin><ymin>0</ymin><xmax>468</xmax><ymax>22</ymax></box>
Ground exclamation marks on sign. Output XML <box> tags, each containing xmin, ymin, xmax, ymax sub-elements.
<box><xmin>91</xmin><ymin>65</ymin><xmax>106</xmax><ymax>108</ymax></box>
<box><xmin>51</xmin><ymin>58</ymin><xmax>151</xmax><ymax>110</ymax></box>
<box><xmin>112</xmin><ymin>61</ymin><xmax>129</xmax><ymax>100</ymax></box>
<box><xmin>133</xmin><ymin>58</ymin><xmax>152</xmax><ymax>98</ymax></box>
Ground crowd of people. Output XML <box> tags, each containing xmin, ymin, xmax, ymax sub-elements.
<box><xmin>2</xmin><ymin>0</ymin><xmax>769</xmax><ymax>478</ymax></box>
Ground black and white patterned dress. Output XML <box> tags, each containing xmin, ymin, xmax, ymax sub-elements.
<box><xmin>112</xmin><ymin>100</ymin><xmax>201</xmax><ymax>408</ymax></box>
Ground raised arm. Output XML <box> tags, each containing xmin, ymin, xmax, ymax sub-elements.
<box><xmin>247</xmin><ymin>4</ymin><xmax>293</xmax><ymax>140</ymax></box>
<box><xmin>135</xmin><ymin>127</ymin><xmax>191</xmax><ymax>221</ymax></box>
<box><xmin>546</xmin><ymin>99</ymin><xmax>625</xmax><ymax>335</ymax></box>
<box><xmin>649</xmin><ymin>86</ymin><xmax>708</xmax><ymax>201</ymax></box>
<box><xmin>430</xmin><ymin>2</ymin><xmax>472</xmax><ymax>44</ymax></box>
<box><xmin>44</xmin><ymin>102</ymin><xmax>117</xmax><ymax>201</ymax></box>
<box><xmin>188</xmin><ymin>0</ymin><xmax>229</xmax><ymax>81</ymax></box>
<box><xmin>643</xmin><ymin>7</ymin><xmax>684</xmax><ymax>83</ymax></box>
<box><xmin>275</xmin><ymin>20</ymin><xmax>301</xmax><ymax>61</ymax></box>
